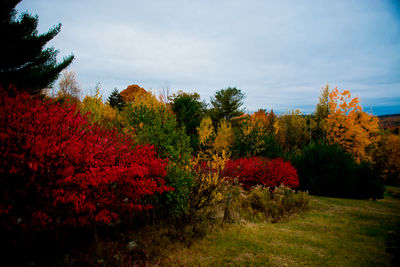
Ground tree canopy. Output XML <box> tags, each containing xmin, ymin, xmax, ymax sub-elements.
<box><xmin>0</xmin><ymin>0</ymin><xmax>74</xmax><ymax>94</ymax></box>
<box><xmin>58</xmin><ymin>70</ymin><xmax>80</xmax><ymax>99</ymax></box>
<box><xmin>209</xmin><ymin>87</ymin><xmax>245</xmax><ymax>123</ymax></box>
<box><xmin>325</xmin><ymin>87</ymin><xmax>380</xmax><ymax>163</ymax></box>
<box><xmin>170</xmin><ymin>91</ymin><xmax>206</xmax><ymax>151</ymax></box>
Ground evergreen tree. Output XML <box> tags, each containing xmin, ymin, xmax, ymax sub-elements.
<box><xmin>170</xmin><ymin>91</ymin><xmax>206</xmax><ymax>151</ymax></box>
<box><xmin>0</xmin><ymin>0</ymin><xmax>74</xmax><ymax>94</ymax></box>
<box><xmin>107</xmin><ymin>88</ymin><xmax>125</xmax><ymax>111</ymax></box>
<box><xmin>209</xmin><ymin>87</ymin><xmax>245</xmax><ymax>123</ymax></box>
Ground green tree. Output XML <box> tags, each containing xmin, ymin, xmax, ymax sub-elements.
<box><xmin>275</xmin><ymin>110</ymin><xmax>308</xmax><ymax>154</ymax></box>
<box><xmin>170</xmin><ymin>91</ymin><xmax>206</xmax><ymax>151</ymax></box>
<box><xmin>313</xmin><ymin>84</ymin><xmax>330</xmax><ymax>142</ymax></box>
<box><xmin>209</xmin><ymin>87</ymin><xmax>245</xmax><ymax>123</ymax></box>
<box><xmin>121</xmin><ymin>103</ymin><xmax>192</xmax><ymax>164</ymax></box>
<box><xmin>0</xmin><ymin>0</ymin><xmax>74</xmax><ymax>94</ymax></box>
<box><xmin>107</xmin><ymin>88</ymin><xmax>125</xmax><ymax>111</ymax></box>
<box><xmin>231</xmin><ymin>112</ymin><xmax>282</xmax><ymax>158</ymax></box>
<box><xmin>121</xmin><ymin>103</ymin><xmax>193</xmax><ymax>217</ymax></box>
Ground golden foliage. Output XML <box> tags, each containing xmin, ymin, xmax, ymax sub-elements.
<box><xmin>232</xmin><ymin>109</ymin><xmax>278</xmax><ymax>156</ymax></box>
<box><xmin>274</xmin><ymin>109</ymin><xmax>308</xmax><ymax>153</ymax></box>
<box><xmin>81</xmin><ymin>88</ymin><xmax>120</xmax><ymax>127</ymax></box>
<box><xmin>325</xmin><ymin>87</ymin><xmax>380</xmax><ymax>163</ymax></box>
<box><xmin>252</xmin><ymin>109</ymin><xmax>268</xmax><ymax>124</ymax></box>
<box><xmin>120</xmin><ymin>84</ymin><xmax>162</xmax><ymax>109</ymax></box>
<box><xmin>213</xmin><ymin>120</ymin><xmax>233</xmax><ymax>153</ymax></box>
<box><xmin>120</xmin><ymin>84</ymin><xmax>147</xmax><ymax>102</ymax></box>
<box><xmin>187</xmin><ymin>150</ymin><xmax>229</xmax><ymax>212</ymax></box>
<box><xmin>197</xmin><ymin>116</ymin><xmax>215</xmax><ymax>146</ymax></box>
<box><xmin>242</xmin><ymin>117</ymin><xmax>267</xmax><ymax>155</ymax></box>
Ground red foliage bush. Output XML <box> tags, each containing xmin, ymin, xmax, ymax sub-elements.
<box><xmin>0</xmin><ymin>88</ymin><xmax>172</xmax><ymax>230</ymax></box>
<box><xmin>223</xmin><ymin>157</ymin><xmax>299</xmax><ymax>189</ymax></box>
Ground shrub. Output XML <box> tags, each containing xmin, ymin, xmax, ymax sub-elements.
<box><xmin>292</xmin><ymin>142</ymin><xmax>384</xmax><ymax>199</ymax></box>
<box><xmin>0</xmin><ymin>88</ymin><xmax>172</xmax><ymax>232</ymax></box>
<box><xmin>121</xmin><ymin>103</ymin><xmax>193</xmax><ymax>218</ymax></box>
<box><xmin>223</xmin><ymin>157</ymin><xmax>299</xmax><ymax>189</ymax></box>
<box><xmin>186</xmin><ymin>151</ymin><xmax>228</xmax><ymax>220</ymax></box>
<box><xmin>353</xmin><ymin>161</ymin><xmax>384</xmax><ymax>200</ymax></box>
<box><xmin>223</xmin><ymin>185</ymin><xmax>309</xmax><ymax>223</ymax></box>
<box><xmin>156</xmin><ymin>164</ymin><xmax>193</xmax><ymax>218</ymax></box>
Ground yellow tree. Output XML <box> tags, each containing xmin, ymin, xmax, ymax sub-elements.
<box><xmin>120</xmin><ymin>84</ymin><xmax>147</xmax><ymax>102</ymax></box>
<box><xmin>325</xmin><ymin>87</ymin><xmax>380</xmax><ymax>163</ymax></box>
<box><xmin>197</xmin><ymin>116</ymin><xmax>215</xmax><ymax>147</ymax></box>
<box><xmin>239</xmin><ymin>111</ymin><xmax>269</xmax><ymax>156</ymax></box>
<box><xmin>213</xmin><ymin>119</ymin><xmax>234</xmax><ymax>153</ymax></box>
<box><xmin>81</xmin><ymin>87</ymin><xmax>120</xmax><ymax>127</ymax></box>
<box><xmin>120</xmin><ymin>84</ymin><xmax>161</xmax><ymax>109</ymax></box>
<box><xmin>274</xmin><ymin>109</ymin><xmax>308</xmax><ymax>153</ymax></box>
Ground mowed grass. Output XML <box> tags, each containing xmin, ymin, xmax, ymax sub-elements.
<box><xmin>161</xmin><ymin>187</ymin><xmax>400</xmax><ymax>266</ymax></box>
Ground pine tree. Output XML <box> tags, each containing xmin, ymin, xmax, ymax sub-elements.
<box><xmin>107</xmin><ymin>88</ymin><xmax>125</xmax><ymax>111</ymax></box>
<box><xmin>0</xmin><ymin>0</ymin><xmax>74</xmax><ymax>94</ymax></box>
<box><xmin>209</xmin><ymin>87</ymin><xmax>245</xmax><ymax>123</ymax></box>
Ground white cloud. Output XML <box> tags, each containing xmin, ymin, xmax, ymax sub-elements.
<box><xmin>16</xmin><ymin>0</ymin><xmax>400</xmax><ymax>115</ymax></box>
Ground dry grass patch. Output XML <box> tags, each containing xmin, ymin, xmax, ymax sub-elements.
<box><xmin>161</xmin><ymin>187</ymin><xmax>400</xmax><ymax>266</ymax></box>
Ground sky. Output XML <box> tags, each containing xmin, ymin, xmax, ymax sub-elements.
<box><xmin>17</xmin><ymin>0</ymin><xmax>400</xmax><ymax>115</ymax></box>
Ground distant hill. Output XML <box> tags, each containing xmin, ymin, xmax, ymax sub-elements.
<box><xmin>378</xmin><ymin>113</ymin><xmax>400</xmax><ymax>118</ymax></box>
<box><xmin>378</xmin><ymin>114</ymin><xmax>400</xmax><ymax>132</ymax></box>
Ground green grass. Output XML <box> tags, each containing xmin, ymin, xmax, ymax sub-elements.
<box><xmin>161</xmin><ymin>187</ymin><xmax>400</xmax><ymax>266</ymax></box>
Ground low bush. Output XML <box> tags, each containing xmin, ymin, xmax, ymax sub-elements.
<box><xmin>223</xmin><ymin>185</ymin><xmax>309</xmax><ymax>223</ymax></box>
<box><xmin>186</xmin><ymin>151</ymin><xmax>228</xmax><ymax>220</ymax></box>
<box><xmin>223</xmin><ymin>157</ymin><xmax>299</xmax><ymax>189</ymax></box>
<box><xmin>155</xmin><ymin>164</ymin><xmax>193</xmax><ymax>219</ymax></box>
<box><xmin>292</xmin><ymin>142</ymin><xmax>384</xmax><ymax>199</ymax></box>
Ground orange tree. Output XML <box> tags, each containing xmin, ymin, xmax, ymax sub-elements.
<box><xmin>325</xmin><ymin>87</ymin><xmax>380</xmax><ymax>163</ymax></box>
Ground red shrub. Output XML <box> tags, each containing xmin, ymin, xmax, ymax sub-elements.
<box><xmin>0</xmin><ymin>88</ymin><xmax>172</xmax><ymax>230</ymax></box>
<box><xmin>266</xmin><ymin>158</ymin><xmax>299</xmax><ymax>189</ymax></box>
<box><xmin>223</xmin><ymin>157</ymin><xmax>299</xmax><ymax>189</ymax></box>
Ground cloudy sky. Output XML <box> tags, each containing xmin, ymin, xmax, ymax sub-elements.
<box><xmin>17</xmin><ymin>0</ymin><xmax>400</xmax><ymax>115</ymax></box>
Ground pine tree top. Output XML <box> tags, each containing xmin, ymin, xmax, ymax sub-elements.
<box><xmin>0</xmin><ymin>0</ymin><xmax>74</xmax><ymax>94</ymax></box>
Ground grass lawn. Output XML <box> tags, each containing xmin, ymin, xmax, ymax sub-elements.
<box><xmin>161</xmin><ymin>187</ymin><xmax>400</xmax><ymax>266</ymax></box>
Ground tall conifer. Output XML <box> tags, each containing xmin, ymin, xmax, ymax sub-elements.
<box><xmin>0</xmin><ymin>0</ymin><xmax>74</xmax><ymax>94</ymax></box>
